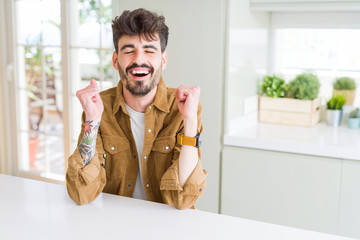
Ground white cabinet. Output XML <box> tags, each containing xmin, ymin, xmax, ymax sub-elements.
<box><xmin>250</xmin><ymin>0</ymin><xmax>360</xmax><ymax>11</ymax></box>
<box><xmin>221</xmin><ymin>146</ymin><xmax>342</xmax><ymax>234</ymax></box>
<box><xmin>338</xmin><ymin>160</ymin><xmax>360</xmax><ymax>239</ymax></box>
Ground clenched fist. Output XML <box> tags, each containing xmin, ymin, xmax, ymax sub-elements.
<box><xmin>76</xmin><ymin>79</ymin><xmax>104</xmax><ymax>121</ymax></box>
<box><xmin>175</xmin><ymin>85</ymin><xmax>200</xmax><ymax>136</ymax></box>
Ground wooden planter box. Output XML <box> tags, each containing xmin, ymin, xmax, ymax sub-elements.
<box><xmin>258</xmin><ymin>96</ymin><xmax>321</xmax><ymax>127</ymax></box>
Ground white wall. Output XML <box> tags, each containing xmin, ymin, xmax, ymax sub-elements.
<box><xmin>113</xmin><ymin>0</ymin><xmax>226</xmax><ymax>213</ymax></box>
<box><xmin>225</xmin><ymin>0</ymin><xmax>270</xmax><ymax>133</ymax></box>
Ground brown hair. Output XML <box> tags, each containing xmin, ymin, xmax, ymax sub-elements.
<box><xmin>112</xmin><ymin>8</ymin><xmax>169</xmax><ymax>53</ymax></box>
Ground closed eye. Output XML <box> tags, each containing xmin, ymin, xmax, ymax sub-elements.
<box><xmin>125</xmin><ymin>51</ymin><xmax>135</xmax><ymax>54</ymax></box>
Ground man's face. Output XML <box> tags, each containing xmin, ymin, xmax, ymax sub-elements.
<box><xmin>113</xmin><ymin>34</ymin><xmax>167</xmax><ymax>97</ymax></box>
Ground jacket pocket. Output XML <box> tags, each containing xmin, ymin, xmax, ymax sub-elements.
<box><xmin>150</xmin><ymin>135</ymin><xmax>177</xmax><ymax>183</ymax></box>
<box><xmin>102</xmin><ymin>135</ymin><xmax>131</xmax><ymax>179</ymax></box>
<box><xmin>152</xmin><ymin>135</ymin><xmax>176</xmax><ymax>153</ymax></box>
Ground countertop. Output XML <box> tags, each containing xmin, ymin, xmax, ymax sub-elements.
<box><xmin>224</xmin><ymin>113</ymin><xmax>360</xmax><ymax>161</ymax></box>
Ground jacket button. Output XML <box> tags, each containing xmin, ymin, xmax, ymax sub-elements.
<box><xmin>165</xmin><ymin>146</ymin><xmax>169</xmax><ymax>150</ymax></box>
<box><xmin>103</xmin><ymin>153</ymin><xmax>106</xmax><ymax>158</ymax></box>
<box><xmin>146</xmin><ymin>184</ymin><xmax>150</xmax><ymax>188</ymax></box>
<box><xmin>110</xmin><ymin>146</ymin><xmax>115</xmax><ymax>151</ymax></box>
<box><xmin>144</xmin><ymin>155</ymin><xmax>147</xmax><ymax>159</ymax></box>
<box><xmin>147</xmin><ymin>129</ymin><xmax>151</xmax><ymax>133</ymax></box>
<box><xmin>148</xmin><ymin>106</ymin><xmax>152</xmax><ymax>109</ymax></box>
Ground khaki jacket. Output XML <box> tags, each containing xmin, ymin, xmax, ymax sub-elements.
<box><xmin>66</xmin><ymin>78</ymin><xmax>207</xmax><ymax>209</ymax></box>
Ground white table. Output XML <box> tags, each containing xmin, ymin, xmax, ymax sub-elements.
<box><xmin>0</xmin><ymin>174</ymin><xmax>356</xmax><ymax>240</ymax></box>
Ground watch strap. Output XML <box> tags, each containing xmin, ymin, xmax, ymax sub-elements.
<box><xmin>177</xmin><ymin>133</ymin><xmax>197</xmax><ymax>147</ymax></box>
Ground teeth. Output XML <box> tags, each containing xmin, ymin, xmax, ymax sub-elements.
<box><xmin>132</xmin><ymin>70</ymin><xmax>149</xmax><ymax>74</ymax></box>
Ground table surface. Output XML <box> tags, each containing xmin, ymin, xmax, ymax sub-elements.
<box><xmin>0</xmin><ymin>174</ymin><xmax>356</xmax><ymax>240</ymax></box>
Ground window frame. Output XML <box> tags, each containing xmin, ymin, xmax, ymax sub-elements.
<box><xmin>0</xmin><ymin>0</ymin><xmax>13</xmax><ymax>175</ymax></box>
<box><xmin>2</xmin><ymin>0</ymin><xmax>114</xmax><ymax>184</ymax></box>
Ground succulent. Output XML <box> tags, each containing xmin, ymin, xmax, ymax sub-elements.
<box><xmin>349</xmin><ymin>108</ymin><xmax>360</xmax><ymax>118</ymax></box>
<box><xmin>333</xmin><ymin>77</ymin><xmax>356</xmax><ymax>90</ymax></box>
<box><xmin>327</xmin><ymin>94</ymin><xmax>346</xmax><ymax>110</ymax></box>
<box><xmin>261</xmin><ymin>75</ymin><xmax>286</xmax><ymax>98</ymax></box>
<box><xmin>286</xmin><ymin>73</ymin><xmax>320</xmax><ymax>100</ymax></box>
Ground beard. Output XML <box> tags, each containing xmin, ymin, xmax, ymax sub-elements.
<box><xmin>117</xmin><ymin>62</ymin><xmax>162</xmax><ymax>97</ymax></box>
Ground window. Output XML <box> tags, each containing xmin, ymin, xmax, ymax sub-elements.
<box><xmin>16</xmin><ymin>0</ymin><xmax>63</xmax><ymax>179</ymax></box>
<box><xmin>274</xmin><ymin>28</ymin><xmax>360</xmax><ymax>105</ymax></box>
<box><xmin>270</xmin><ymin>12</ymin><xmax>360</xmax><ymax>105</ymax></box>
<box><xmin>14</xmin><ymin>0</ymin><xmax>114</xmax><ymax>181</ymax></box>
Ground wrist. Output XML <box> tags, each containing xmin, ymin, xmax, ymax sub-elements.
<box><xmin>85</xmin><ymin>116</ymin><xmax>102</xmax><ymax>123</ymax></box>
<box><xmin>183</xmin><ymin>118</ymin><xmax>197</xmax><ymax>137</ymax></box>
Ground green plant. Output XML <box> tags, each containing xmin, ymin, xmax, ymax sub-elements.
<box><xmin>349</xmin><ymin>108</ymin><xmax>360</xmax><ymax>118</ymax></box>
<box><xmin>79</xmin><ymin>0</ymin><xmax>112</xmax><ymax>26</ymax></box>
<box><xmin>286</xmin><ymin>73</ymin><xmax>320</xmax><ymax>100</ymax></box>
<box><xmin>261</xmin><ymin>75</ymin><xmax>286</xmax><ymax>98</ymax></box>
<box><xmin>333</xmin><ymin>77</ymin><xmax>356</xmax><ymax>90</ymax></box>
<box><xmin>327</xmin><ymin>94</ymin><xmax>346</xmax><ymax>110</ymax></box>
<box><xmin>24</xmin><ymin>37</ymin><xmax>56</xmax><ymax>132</ymax></box>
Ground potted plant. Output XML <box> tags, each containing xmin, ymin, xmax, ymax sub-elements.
<box><xmin>326</xmin><ymin>94</ymin><xmax>346</xmax><ymax>127</ymax></box>
<box><xmin>24</xmin><ymin>43</ymin><xmax>54</xmax><ymax>166</ymax></box>
<box><xmin>261</xmin><ymin>75</ymin><xmax>286</xmax><ymax>98</ymax></box>
<box><xmin>28</xmin><ymin>89</ymin><xmax>42</xmax><ymax>166</ymax></box>
<box><xmin>286</xmin><ymin>73</ymin><xmax>320</xmax><ymax>100</ymax></box>
<box><xmin>333</xmin><ymin>77</ymin><xmax>356</xmax><ymax>105</ymax></box>
<box><xmin>258</xmin><ymin>73</ymin><xmax>321</xmax><ymax>127</ymax></box>
<box><xmin>348</xmin><ymin>108</ymin><xmax>360</xmax><ymax>129</ymax></box>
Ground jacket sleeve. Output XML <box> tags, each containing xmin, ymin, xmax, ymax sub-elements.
<box><xmin>159</xmin><ymin>104</ymin><xmax>207</xmax><ymax>210</ymax></box>
<box><xmin>66</xmin><ymin>114</ymin><xmax>106</xmax><ymax>205</ymax></box>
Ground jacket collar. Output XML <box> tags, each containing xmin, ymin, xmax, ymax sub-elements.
<box><xmin>112</xmin><ymin>77</ymin><xmax>170</xmax><ymax>116</ymax></box>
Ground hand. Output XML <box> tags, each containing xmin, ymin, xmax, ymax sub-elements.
<box><xmin>175</xmin><ymin>85</ymin><xmax>200</xmax><ymax>136</ymax></box>
<box><xmin>76</xmin><ymin>79</ymin><xmax>104</xmax><ymax>121</ymax></box>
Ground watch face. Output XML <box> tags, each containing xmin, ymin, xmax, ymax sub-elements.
<box><xmin>196</xmin><ymin>132</ymin><xmax>202</xmax><ymax>147</ymax></box>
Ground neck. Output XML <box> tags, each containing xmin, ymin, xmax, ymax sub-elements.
<box><xmin>123</xmin><ymin>86</ymin><xmax>157</xmax><ymax>113</ymax></box>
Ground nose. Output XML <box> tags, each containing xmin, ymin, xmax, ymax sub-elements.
<box><xmin>132</xmin><ymin>50</ymin><xmax>146</xmax><ymax>65</ymax></box>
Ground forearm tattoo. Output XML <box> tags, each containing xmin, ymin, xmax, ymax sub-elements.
<box><xmin>78</xmin><ymin>120</ymin><xmax>100</xmax><ymax>165</ymax></box>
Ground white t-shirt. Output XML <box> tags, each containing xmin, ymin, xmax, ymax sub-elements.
<box><xmin>125</xmin><ymin>104</ymin><xmax>147</xmax><ymax>200</ymax></box>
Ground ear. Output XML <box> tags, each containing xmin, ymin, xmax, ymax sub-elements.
<box><xmin>112</xmin><ymin>51</ymin><xmax>118</xmax><ymax>69</ymax></box>
<box><xmin>161</xmin><ymin>51</ymin><xmax>168</xmax><ymax>70</ymax></box>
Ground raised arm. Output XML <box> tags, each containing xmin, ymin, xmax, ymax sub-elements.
<box><xmin>76</xmin><ymin>79</ymin><xmax>104</xmax><ymax>165</ymax></box>
<box><xmin>160</xmin><ymin>85</ymin><xmax>207</xmax><ymax>209</ymax></box>
<box><xmin>175</xmin><ymin>85</ymin><xmax>201</xmax><ymax>187</ymax></box>
<box><xmin>66</xmin><ymin>79</ymin><xmax>106</xmax><ymax>205</ymax></box>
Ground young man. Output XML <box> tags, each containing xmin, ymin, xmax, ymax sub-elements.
<box><xmin>66</xmin><ymin>8</ymin><xmax>207</xmax><ymax>210</ymax></box>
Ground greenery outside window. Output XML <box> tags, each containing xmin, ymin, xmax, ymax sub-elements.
<box><xmin>14</xmin><ymin>0</ymin><xmax>114</xmax><ymax>181</ymax></box>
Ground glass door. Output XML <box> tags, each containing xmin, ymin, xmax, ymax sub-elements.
<box><xmin>13</xmin><ymin>0</ymin><xmax>115</xmax><ymax>181</ymax></box>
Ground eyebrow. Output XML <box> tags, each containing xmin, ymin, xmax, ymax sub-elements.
<box><xmin>120</xmin><ymin>44</ymin><xmax>135</xmax><ymax>51</ymax></box>
<box><xmin>143</xmin><ymin>45</ymin><xmax>158</xmax><ymax>51</ymax></box>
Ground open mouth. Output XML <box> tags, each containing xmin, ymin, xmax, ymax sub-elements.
<box><xmin>129</xmin><ymin>68</ymin><xmax>152</xmax><ymax>79</ymax></box>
